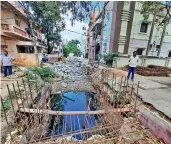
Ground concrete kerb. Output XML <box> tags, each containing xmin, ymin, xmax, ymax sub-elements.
<box><xmin>138</xmin><ymin>105</ymin><xmax>171</xmax><ymax>144</ymax></box>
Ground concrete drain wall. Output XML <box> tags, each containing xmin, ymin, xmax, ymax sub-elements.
<box><xmin>138</xmin><ymin>106</ymin><xmax>171</xmax><ymax>144</ymax></box>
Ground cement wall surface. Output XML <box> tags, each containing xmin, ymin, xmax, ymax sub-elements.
<box><xmin>114</xmin><ymin>56</ymin><xmax>171</xmax><ymax>68</ymax></box>
<box><xmin>13</xmin><ymin>53</ymin><xmax>39</xmax><ymax>66</ymax></box>
<box><xmin>138</xmin><ymin>106</ymin><xmax>171</xmax><ymax>144</ymax></box>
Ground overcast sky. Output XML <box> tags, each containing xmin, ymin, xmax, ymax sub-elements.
<box><xmin>60</xmin><ymin>12</ymin><xmax>88</xmax><ymax>43</ymax></box>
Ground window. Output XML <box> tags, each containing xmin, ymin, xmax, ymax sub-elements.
<box><xmin>140</xmin><ymin>22</ymin><xmax>148</xmax><ymax>33</ymax></box>
<box><xmin>1</xmin><ymin>45</ymin><xmax>8</xmax><ymax>49</ymax></box>
<box><xmin>17</xmin><ymin>46</ymin><xmax>34</xmax><ymax>53</ymax></box>
<box><xmin>15</xmin><ymin>14</ymin><xmax>20</xmax><ymax>27</ymax></box>
<box><xmin>136</xmin><ymin>48</ymin><xmax>144</xmax><ymax>55</ymax></box>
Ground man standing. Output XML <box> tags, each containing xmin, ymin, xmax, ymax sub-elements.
<box><xmin>127</xmin><ymin>51</ymin><xmax>139</xmax><ymax>81</ymax></box>
<box><xmin>1</xmin><ymin>51</ymin><xmax>14</xmax><ymax>77</ymax></box>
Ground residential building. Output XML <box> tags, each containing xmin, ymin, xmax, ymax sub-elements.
<box><xmin>88</xmin><ymin>1</ymin><xmax>171</xmax><ymax>59</ymax></box>
<box><xmin>87</xmin><ymin>7</ymin><xmax>103</xmax><ymax>63</ymax></box>
<box><xmin>1</xmin><ymin>1</ymin><xmax>47</xmax><ymax>66</ymax></box>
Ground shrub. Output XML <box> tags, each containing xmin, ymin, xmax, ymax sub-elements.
<box><xmin>25</xmin><ymin>66</ymin><xmax>56</xmax><ymax>83</ymax></box>
<box><xmin>1</xmin><ymin>90</ymin><xmax>15</xmax><ymax>114</ymax></box>
<box><xmin>103</xmin><ymin>52</ymin><xmax>119</xmax><ymax>66</ymax></box>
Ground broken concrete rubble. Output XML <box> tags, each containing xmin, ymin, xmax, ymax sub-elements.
<box><xmin>46</xmin><ymin>58</ymin><xmax>89</xmax><ymax>80</ymax></box>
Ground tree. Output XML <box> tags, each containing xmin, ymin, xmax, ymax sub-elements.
<box><xmin>63</xmin><ymin>40</ymin><xmax>81</xmax><ymax>57</ymax></box>
<box><xmin>26</xmin><ymin>1</ymin><xmax>63</xmax><ymax>54</ymax></box>
<box><xmin>60</xmin><ymin>2</ymin><xmax>92</xmax><ymax>25</ymax></box>
<box><xmin>26</xmin><ymin>1</ymin><xmax>93</xmax><ymax>53</ymax></box>
<box><xmin>141</xmin><ymin>1</ymin><xmax>171</xmax><ymax>56</ymax></box>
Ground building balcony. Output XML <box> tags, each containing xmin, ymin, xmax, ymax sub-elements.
<box><xmin>1</xmin><ymin>24</ymin><xmax>31</xmax><ymax>40</ymax></box>
<box><xmin>7</xmin><ymin>1</ymin><xmax>27</xmax><ymax>17</ymax></box>
<box><xmin>17</xmin><ymin>41</ymin><xmax>47</xmax><ymax>49</ymax></box>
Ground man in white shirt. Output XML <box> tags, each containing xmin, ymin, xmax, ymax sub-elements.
<box><xmin>127</xmin><ymin>51</ymin><xmax>139</xmax><ymax>81</ymax></box>
<box><xmin>1</xmin><ymin>51</ymin><xmax>14</xmax><ymax>77</ymax></box>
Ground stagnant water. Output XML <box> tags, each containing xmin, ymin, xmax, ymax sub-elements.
<box><xmin>48</xmin><ymin>92</ymin><xmax>98</xmax><ymax>140</ymax></box>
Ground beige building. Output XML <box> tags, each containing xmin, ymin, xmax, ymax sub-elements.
<box><xmin>89</xmin><ymin>1</ymin><xmax>171</xmax><ymax>59</ymax></box>
<box><xmin>1</xmin><ymin>1</ymin><xmax>47</xmax><ymax>66</ymax></box>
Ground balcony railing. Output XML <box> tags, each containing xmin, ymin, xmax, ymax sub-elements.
<box><xmin>1</xmin><ymin>24</ymin><xmax>29</xmax><ymax>39</ymax></box>
<box><xmin>13</xmin><ymin>26</ymin><xmax>28</xmax><ymax>37</ymax></box>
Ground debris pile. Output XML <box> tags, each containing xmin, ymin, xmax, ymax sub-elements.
<box><xmin>122</xmin><ymin>65</ymin><xmax>171</xmax><ymax>76</ymax></box>
<box><xmin>47</xmin><ymin>57</ymin><xmax>89</xmax><ymax>79</ymax></box>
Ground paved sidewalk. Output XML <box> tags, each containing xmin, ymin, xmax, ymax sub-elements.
<box><xmin>130</xmin><ymin>72</ymin><xmax>171</xmax><ymax>118</ymax></box>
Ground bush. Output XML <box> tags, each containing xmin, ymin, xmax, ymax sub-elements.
<box><xmin>1</xmin><ymin>90</ymin><xmax>14</xmax><ymax>114</ymax></box>
<box><xmin>103</xmin><ymin>52</ymin><xmax>119</xmax><ymax>66</ymax></box>
<box><xmin>25</xmin><ymin>66</ymin><xmax>56</xmax><ymax>83</ymax></box>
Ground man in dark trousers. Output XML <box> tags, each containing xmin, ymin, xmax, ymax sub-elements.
<box><xmin>1</xmin><ymin>51</ymin><xmax>14</xmax><ymax>77</ymax></box>
<box><xmin>127</xmin><ymin>51</ymin><xmax>139</xmax><ymax>81</ymax></box>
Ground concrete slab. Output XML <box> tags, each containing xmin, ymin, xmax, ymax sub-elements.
<box><xmin>135</xmin><ymin>76</ymin><xmax>169</xmax><ymax>90</ymax></box>
<box><xmin>136</xmin><ymin>87</ymin><xmax>171</xmax><ymax>118</ymax></box>
<box><xmin>146</xmin><ymin>76</ymin><xmax>171</xmax><ymax>86</ymax></box>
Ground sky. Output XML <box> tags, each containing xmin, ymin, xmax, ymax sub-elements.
<box><xmin>60</xmin><ymin>13</ymin><xmax>88</xmax><ymax>43</ymax></box>
<box><xmin>61</xmin><ymin>1</ymin><xmax>103</xmax><ymax>43</ymax></box>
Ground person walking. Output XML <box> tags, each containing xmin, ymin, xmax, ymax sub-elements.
<box><xmin>127</xmin><ymin>51</ymin><xmax>139</xmax><ymax>81</ymax></box>
<box><xmin>1</xmin><ymin>51</ymin><xmax>14</xmax><ymax>77</ymax></box>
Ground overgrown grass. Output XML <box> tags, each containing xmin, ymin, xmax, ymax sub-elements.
<box><xmin>1</xmin><ymin>90</ymin><xmax>15</xmax><ymax>114</ymax></box>
<box><xmin>25</xmin><ymin>66</ymin><xmax>56</xmax><ymax>83</ymax></box>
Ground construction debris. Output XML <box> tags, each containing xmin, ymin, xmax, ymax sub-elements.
<box><xmin>1</xmin><ymin>60</ymin><xmax>165</xmax><ymax>144</ymax></box>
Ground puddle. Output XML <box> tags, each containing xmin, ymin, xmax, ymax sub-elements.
<box><xmin>48</xmin><ymin>92</ymin><xmax>98</xmax><ymax>140</ymax></box>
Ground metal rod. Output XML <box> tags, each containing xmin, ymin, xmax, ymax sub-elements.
<box><xmin>35</xmin><ymin>74</ymin><xmax>38</xmax><ymax>94</ymax></box>
<box><xmin>119</xmin><ymin>76</ymin><xmax>123</xmax><ymax>91</ymax></box>
<box><xmin>27</xmin><ymin>75</ymin><xmax>34</xmax><ymax>104</ymax></box>
<box><xmin>0</xmin><ymin>96</ymin><xmax>13</xmax><ymax>140</ymax></box>
<box><xmin>16</xmin><ymin>80</ymin><xmax>31</xmax><ymax>136</ymax></box>
<box><xmin>12</xmin><ymin>83</ymin><xmax>20</xmax><ymax>110</ymax></box>
<box><xmin>22</xmin><ymin>78</ymin><xmax>29</xmax><ymax>107</ymax></box>
<box><xmin>17</xmin><ymin>81</ymin><xmax>25</xmax><ymax>113</ymax></box>
<box><xmin>134</xmin><ymin>81</ymin><xmax>140</xmax><ymax>115</ymax></box>
<box><xmin>7</xmin><ymin>84</ymin><xmax>15</xmax><ymax>116</ymax></box>
<box><xmin>112</xmin><ymin>72</ymin><xmax>114</xmax><ymax>90</ymax></box>
<box><xmin>12</xmin><ymin>83</ymin><xmax>25</xmax><ymax>130</ymax></box>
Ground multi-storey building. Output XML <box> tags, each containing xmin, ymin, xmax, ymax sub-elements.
<box><xmin>88</xmin><ymin>1</ymin><xmax>171</xmax><ymax>60</ymax></box>
<box><xmin>1</xmin><ymin>1</ymin><xmax>47</xmax><ymax>66</ymax></box>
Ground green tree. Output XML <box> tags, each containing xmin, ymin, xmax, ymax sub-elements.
<box><xmin>140</xmin><ymin>1</ymin><xmax>171</xmax><ymax>56</ymax></box>
<box><xmin>63</xmin><ymin>40</ymin><xmax>81</xmax><ymax>57</ymax></box>
<box><xmin>26</xmin><ymin>1</ymin><xmax>93</xmax><ymax>54</ymax></box>
<box><xmin>60</xmin><ymin>2</ymin><xmax>92</xmax><ymax>25</ymax></box>
<box><xmin>27</xmin><ymin>1</ymin><xmax>62</xmax><ymax>54</ymax></box>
